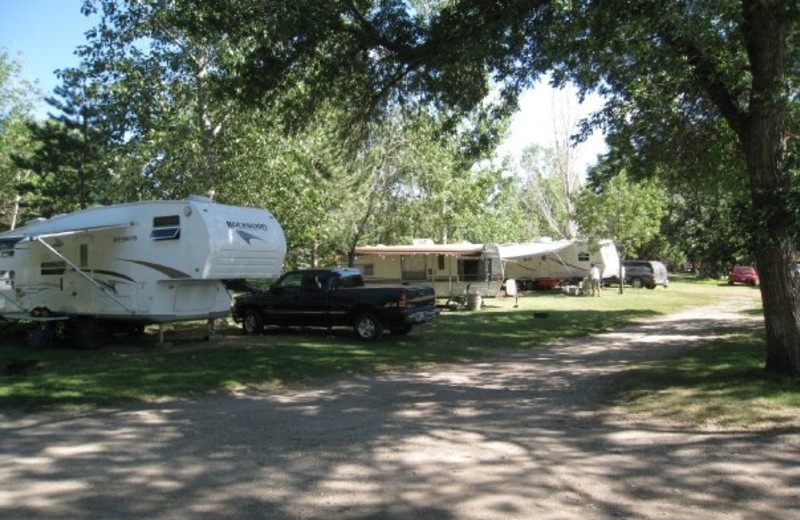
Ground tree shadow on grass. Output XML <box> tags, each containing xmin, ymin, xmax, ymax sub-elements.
<box><xmin>0</xmin><ymin>308</ymin><xmax>658</xmax><ymax>411</ymax></box>
<box><xmin>2</xmin><ymin>316</ymin><xmax>797</xmax><ymax>519</ymax></box>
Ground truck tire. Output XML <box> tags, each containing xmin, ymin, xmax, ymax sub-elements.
<box><xmin>630</xmin><ymin>277</ymin><xmax>644</xmax><ymax>289</ymax></box>
<box><xmin>353</xmin><ymin>312</ymin><xmax>383</xmax><ymax>341</ymax></box>
<box><xmin>242</xmin><ymin>309</ymin><xmax>264</xmax><ymax>335</ymax></box>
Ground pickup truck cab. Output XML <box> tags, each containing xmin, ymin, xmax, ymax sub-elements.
<box><xmin>231</xmin><ymin>268</ymin><xmax>437</xmax><ymax>340</ymax></box>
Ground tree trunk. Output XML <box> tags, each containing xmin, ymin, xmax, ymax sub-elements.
<box><xmin>311</xmin><ymin>239</ymin><xmax>319</xmax><ymax>268</ymax></box>
<box><xmin>740</xmin><ymin>0</ymin><xmax>800</xmax><ymax>377</ymax></box>
<box><xmin>744</xmin><ymin>118</ymin><xmax>800</xmax><ymax>376</ymax></box>
<box><xmin>752</xmin><ymin>244</ymin><xmax>800</xmax><ymax>377</ymax></box>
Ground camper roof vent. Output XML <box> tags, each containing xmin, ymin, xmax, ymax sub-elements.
<box><xmin>411</xmin><ymin>238</ymin><xmax>434</xmax><ymax>245</ymax></box>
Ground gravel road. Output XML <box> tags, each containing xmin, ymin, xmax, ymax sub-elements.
<box><xmin>1</xmin><ymin>296</ymin><xmax>798</xmax><ymax>519</ymax></box>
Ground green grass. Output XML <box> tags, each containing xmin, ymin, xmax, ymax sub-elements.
<box><xmin>3</xmin><ymin>278</ymin><xmax>794</xmax><ymax>429</ymax></box>
<box><xmin>603</xmin><ymin>328</ymin><xmax>800</xmax><ymax>430</ymax></box>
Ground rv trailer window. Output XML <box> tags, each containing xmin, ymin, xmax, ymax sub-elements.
<box><xmin>0</xmin><ymin>238</ymin><xmax>20</xmax><ymax>257</ymax></box>
<box><xmin>578</xmin><ymin>252</ymin><xmax>590</xmax><ymax>262</ymax></box>
<box><xmin>153</xmin><ymin>215</ymin><xmax>180</xmax><ymax>227</ymax></box>
<box><xmin>41</xmin><ymin>261</ymin><xmax>66</xmax><ymax>276</ymax></box>
<box><xmin>361</xmin><ymin>264</ymin><xmax>374</xmax><ymax>276</ymax></box>
<box><xmin>151</xmin><ymin>215</ymin><xmax>181</xmax><ymax>241</ymax></box>
<box><xmin>458</xmin><ymin>259</ymin><xmax>480</xmax><ymax>281</ymax></box>
<box><xmin>80</xmin><ymin>244</ymin><xmax>89</xmax><ymax>268</ymax></box>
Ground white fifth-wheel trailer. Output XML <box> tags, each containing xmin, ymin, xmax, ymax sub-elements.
<box><xmin>0</xmin><ymin>195</ymin><xmax>285</xmax><ymax>346</ymax></box>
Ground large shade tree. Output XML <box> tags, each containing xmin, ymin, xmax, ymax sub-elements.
<box><xmin>71</xmin><ymin>1</ymin><xmax>517</xmax><ymax>268</ymax></box>
<box><xmin>15</xmin><ymin>66</ymin><xmax>117</xmax><ymax>216</ymax></box>
<box><xmin>574</xmin><ymin>168</ymin><xmax>667</xmax><ymax>293</ymax></box>
<box><xmin>0</xmin><ymin>50</ymin><xmax>40</xmax><ymax>229</ymax></box>
<box><xmin>176</xmin><ymin>0</ymin><xmax>799</xmax><ymax>377</ymax></box>
<box><xmin>549</xmin><ymin>0</ymin><xmax>799</xmax><ymax>377</ymax></box>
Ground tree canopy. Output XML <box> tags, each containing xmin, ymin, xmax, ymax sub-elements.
<box><xmin>3</xmin><ymin>1</ymin><xmax>798</xmax><ymax>376</ymax></box>
<box><xmin>172</xmin><ymin>0</ymin><xmax>799</xmax><ymax>376</ymax></box>
<box><xmin>0</xmin><ymin>51</ymin><xmax>40</xmax><ymax>228</ymax></box>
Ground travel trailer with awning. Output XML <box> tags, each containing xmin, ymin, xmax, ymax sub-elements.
<box><xmin>353</xmin><ymin>240</ymin><xmax>504</xmax><ymax>298</ymax></box>
<box><xmin>0</xmin><ymin>195</ymin><xmax>285</xmax><ymax>346</ymax></box>
<box><xmin>353</xmin><ymin>238</ymin><xmax>619</xmax><ymax>297</ymax></box>
<box><xmin>498</xmin><ymin>238</ymin><xmax>620</xmax><ymax>290</ymax></box>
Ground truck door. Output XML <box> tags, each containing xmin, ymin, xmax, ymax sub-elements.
<box><xmin>262</xmin><ymin>272</ymin><xmax>330</xmax><ymax>326</ymax></box>
<box><xmin>295</xmin><ymin>272</ymin><xmax>329</xmax><ymax>326</ymax></box>
<box><xmin>263</xmin><ymin>271</ymin><xmax>304</xmax><ymax>325</ymax></box>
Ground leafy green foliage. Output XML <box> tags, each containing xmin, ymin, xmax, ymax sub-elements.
<box><xmin>0</xmin><ymin>51</ymin><xmax>40</xmax><ymax>229</ymax></box>
<box><xmin>8</xmin><ymin>1</ymin><xmax>799</xmax><ymax>376</ymax></box>
<box><xmin>515</xmin><ymin>143</ymin><xmax>581</xmax><ymax>239</ymax></box>
<box><xmin>574</xmin><ymin>169</ymin><xmax>666</xmax><ymax>261</ymax></box>
<box><xmin>661</xmin><ymin>191</ymin><xmax>751</xmax><ymax>276</ymax></box>
<box><xmin>14</xmin><ymin>67</ymin><xmax>116</xmax><ymax>215</ymax></box>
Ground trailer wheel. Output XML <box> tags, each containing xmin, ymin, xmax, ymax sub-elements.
<box><xmin>353</xmin><ymin>312</ymin><xmax>383</xmax><ymax>341</ymax></box>
<box><xmin>242</xmin><ymin>309</ymin><xmax>264</xmax><ymax>335</ymax></box>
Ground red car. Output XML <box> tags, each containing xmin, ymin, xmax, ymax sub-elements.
<box><xmin>728</xmin><ymin>265</ymin><xmax>759</xmax><ymax>286</ymax></box>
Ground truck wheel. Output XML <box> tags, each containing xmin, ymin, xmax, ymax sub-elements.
<box><xmin>353</xmin><ymin>312</ymin><xmax>383</xmax><ymax>341</ymax></box>
<box><xmin>389</xmin><ymin>324</ymin><xmax>413</xmax><ymax>335</ymax></box>
<box><xmin>242</xmin><ymin>309</ymin><xmax>264</xmax><ymax>335</ymax></box>
<box><xmin>630</xmin><ymin>277</ymin><xmax>644</xmax><ymax>289</ymax></box>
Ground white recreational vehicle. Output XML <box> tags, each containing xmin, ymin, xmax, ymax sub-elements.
<box><xmin>0</xmin><ymin>195</ymin><xmax>285</xmax><ymax>346</ymax></box>
<box><xmin>353</xmin><ymin>238</ymin><xmax>619</xmax><ymax>297</ymax></box>
<box><xmin>498</xmin><ymin>238</ymin><xmax>620</xmax><ymax>290</ymax></box>
<box><xmin>352</xmin><ymin>240</ymin><xmax>505</xmax><ymax>298</ymax></box>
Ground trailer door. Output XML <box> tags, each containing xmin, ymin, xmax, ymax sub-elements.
<box><xmin>62</xmin><ymin>239</ymin><xmax>94</xmax><ymax>313</ymax></box>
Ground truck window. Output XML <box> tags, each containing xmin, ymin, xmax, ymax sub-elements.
<box><xmin>336</xmin><ymin>274</ymin><xmax>364</xmax><ymax>288</ymax></box>
<box><xmin>277</xmin><ymin>273</ymin><xmax>303</xmax><ymax>289</ymax></box>
<box><xmin>302</xmin><ymin>274</ymin><xmax>321</xmax><ymax>292</ymax></box>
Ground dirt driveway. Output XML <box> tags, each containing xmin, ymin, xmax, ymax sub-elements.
<box><xmin>1</xmin><ymin>296</ymin><xmax>798</xmax><ymax>519</ymax></box>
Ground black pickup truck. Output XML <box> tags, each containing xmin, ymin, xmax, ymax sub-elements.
<box><xmin>231</xmin><ymin>268</ymin><xmax>437</xmax><ymax>340</ymax></box>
